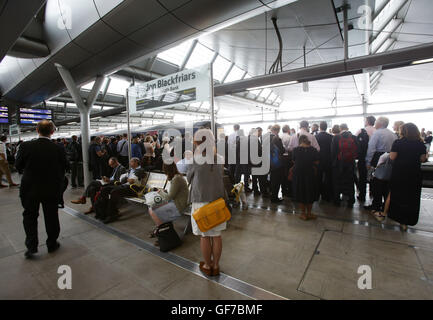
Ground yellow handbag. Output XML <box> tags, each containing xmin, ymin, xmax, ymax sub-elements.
<box><xmin>192</xmin><ymin>198</ymin><xmax>231</xmax><ymax>232</ymax></box>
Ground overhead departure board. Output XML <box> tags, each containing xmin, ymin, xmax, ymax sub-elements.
<box><xmin>0</xmin><ymin>106</ymin><xmax>9</xmax><ymax>124</ymax></box>
<box><xmin>19</xmin><ymin>108</ymin><xmax>52</xmax><ymax>125</ymax></box>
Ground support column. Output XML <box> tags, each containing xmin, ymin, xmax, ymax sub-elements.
<box><xmin>209</xmin><ymin>63</ymin><xmax>216</xmax><ymax>137</ymax></box>
<box><xmin>55</xmin><ymin>63</ymin><xmax>105</xmax><ymax>188</ymax></box>
<box><xmin>343</xmin><ymin>3</ymin><xmax>350</xmax><ymax>61</ymax></box>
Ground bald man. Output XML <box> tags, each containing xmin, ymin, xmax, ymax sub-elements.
<box><xmin>15</xmin><ymin>120</ymin><xmax>67</xmax><ymax>259</ymax></box>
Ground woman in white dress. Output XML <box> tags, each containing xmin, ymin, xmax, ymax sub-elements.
<box><xmin>187</xmin><ymin>129</ymin><xmax>226</xmax><ymax>277</ymax></box>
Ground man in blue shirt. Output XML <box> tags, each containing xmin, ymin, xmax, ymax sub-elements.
<box><xmin>364</xmin><ymin>117</ymin><xmax>397</xmax><ymax>212</ymax></box>
<box><xmin>366</xmin><ymin>117</ymin><xmax>397</xmax><ymax>168</ymax></box>
<box><xmin>131</xmin><ymin>136</ymin><xmax>143</xmax><ymax>160</ymax></box>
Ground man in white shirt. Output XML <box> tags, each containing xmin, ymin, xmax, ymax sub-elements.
<box><xmin>0</xmin><ymin>135</ymin><xmax>18</xmax><ymax>188</ymax></box>
<box><xmin>366</xmin><ymin>117</ymin><xmax>397</xmax><ymax>168</ymax></box>
<box><xmin>288</xmin><ymin>120</ymin><xmax>320</xmax><ymax>152</ymax></box>
<box><xmin>227</xmin><ymin>124</ymin><xmax>240</xmax><ymax>181</ymax></box>
<box><xmin>281</xmin><ymin>125</ymin><xmax>291</xmax><ymax>155</ymax></box>
<box><xmin>117</xmin><ymin>133</ymin><xmax>129</xmax><ymax>168</ymax></box>
<box><xmin>364</xmin><ymin>117</ymin><xmax>397</xmax><ymax>212</ymax></box>
<box><xmin>227</xmin><ymin>124</ymin><xmax>240</xmax><ymax>148</ymax></box>
<box><xmin>176</xmin><ymin>150</ymin><xmax>193</xmax><ymax>174</ymax></box>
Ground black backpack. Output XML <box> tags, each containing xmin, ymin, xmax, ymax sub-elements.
<box><xmin>156</xmin><ymin>222</ymin><xmax>182</xmax><ymax>252</ymax></box>
<box><xmin>356</xmin><ymin>129</ymin><xmax>369</xmax><ymax>160</ymax></box>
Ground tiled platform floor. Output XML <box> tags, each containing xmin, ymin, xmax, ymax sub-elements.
<box><xmin>1</xmin><ymin>173</ymin><xmax>433</xmax><ymax>300</ymax></box>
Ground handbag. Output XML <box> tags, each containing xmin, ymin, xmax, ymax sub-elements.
<box><xmin>374</xmin><ymin>158</ymin><xmax>393</xmax><ymax>181</ymax></box>
<box><xmin>153</xmin><ymin>201</ymin><xmax>182</xmax><ymax>223</ymax></box>
<box><xmin>156</xmin><ymin>222</ymin><xmax>182</xmax><ymax>252</ymax></box>
<box><xmin>145</xmin><ymin>190</ymin><xmax>169</xmax><ymax>208</ymax></box>
<box><xmin>192</xmin><ymin>198</ymin><xmax>231</xmax><ymax>232</ymax></box>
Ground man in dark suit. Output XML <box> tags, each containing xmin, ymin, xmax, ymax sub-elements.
<box><xmin>71</xmin><ymin>157</ymin><xmax>127</xmax><ymax>214</ymax></box>
<box><xmin>15</xmin><ymin>120</ymin><xmax>67</xmax><ymax>259</ymax></box>
<box><xmin>315</xmin><ymin>121</ymin><xmax>334</xmax><ymax>202</ymax></box>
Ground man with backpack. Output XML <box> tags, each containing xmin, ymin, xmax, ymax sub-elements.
<box><xmin>117</xmin><ymin>133</ymin><xmax>129</xmax><ymax>168</ymax></box>
<box><xmin>66</xmin><ymin>135</ymin><xmax>83</xmax><ymax>188</ymax></box>
<box><xmin>331</xmin><ymin>123</ymin><xmax>358</xmax><ymax>208</ymax></box>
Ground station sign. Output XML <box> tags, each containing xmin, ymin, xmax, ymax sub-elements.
<box><xmin>9</xmin><ymin>124</ymin><xmax>20</xmax><ymax>136</ymax></box>
<box><xmin>128</xmin><ymin>64</ymin><xmax>211</xmax><ymax>114</ymax></box>
<box><xmin>19</xmin><ymin>107</ymin><xmax>52</xmax><ymax>125</ymax></box>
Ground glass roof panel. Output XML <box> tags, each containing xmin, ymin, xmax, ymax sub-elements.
<box><xmin>157</xmin><ymin>40</ymin><xmax>193</xmax><ymax>67</ymax></box>
<box><xmin>212</xmin><ymin>55</ymin><xmax>232</xmax><ymax>82</ymax></box>
<box><xmin>224</xmin><ymin>65</ymin><xmax>245</xmax><ymax>83</ymax></box>
<box><xmin>107</xmin><ymin>77</ymin><xmax>131</xmax><ymax>95</ymax></box>
<box><xmin>185</xmin><ymin>43</ymin><xmax>215</xmax><ymax>69</ymax></box>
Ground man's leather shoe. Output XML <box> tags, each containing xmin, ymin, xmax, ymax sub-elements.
<box><xmin>71</xmin><ymin>197</ymin><xmax>86</xmax><ymax>204</ymax></box>
<box><xmin>47</xmin><ymin>242</ymin><xmax>60</xmax><ymax>253</ymax></box>
<box><xmin>84</xmin><ymin>206</ymin><xmax>94</xmax><ymax>214</ymax></box>
<box><xmin>24</xmin><ymin>248</ymin><xmax>38</xmax><ymax>259</ymax></box>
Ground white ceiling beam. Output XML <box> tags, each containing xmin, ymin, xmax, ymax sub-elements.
<box><xmin>371</xmin><ymin>18</ymin><xmax>403</xmax><ymax>54</ymax></box>
<box><xmin>370</xmin><ymin>0</ymin><xmax>408</xmax><ymax>43</ymax></box>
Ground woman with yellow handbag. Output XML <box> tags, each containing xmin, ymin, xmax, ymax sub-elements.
<box><xmin>187</xmin><ymin>129</ymin><xmax>230</xmax><ymax>277</ymax></box>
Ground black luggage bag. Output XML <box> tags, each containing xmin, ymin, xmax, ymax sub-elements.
<box><xmin>156</xmin><ymin>222</ymin><xmax>182</xmax><ymax>252</ymax></box>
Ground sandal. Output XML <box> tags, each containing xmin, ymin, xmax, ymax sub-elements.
<box><xmin>199</xmin><ymin>261</ymin><xmax>213</xmax><ymax>276</ymax></box>
<box><xmin>149</xmin><ymin>227</ymin><xmax>158</xmax><ymax>238</ymax></box>
<box><xmin>299</xmin><ymin>214</ymin><xmax>308</xmax><ymax>221</ymax></box>
<box><xmin>373</xmin><ymin>211</ymin><xmax>386</xmax><ymax>221</ymax></box>
<box><xmin>212</xmin><ymin>266</ymin><xmax>220</xmax><ymax>277</ymax></box>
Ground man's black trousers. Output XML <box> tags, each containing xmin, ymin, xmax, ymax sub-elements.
<box><xmin>21</xmin><ymin>194</ymin><xmax>60</xmax><ymax>251</ymax></box>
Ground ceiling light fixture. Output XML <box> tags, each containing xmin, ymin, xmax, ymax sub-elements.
<box><xmin>247</xmin><ymin>80</ymin><xmax>299</xmax><ymax>91</ymax></box>
<box><xmin>411</xmin><ymin>58</ymin><xmax>433</xmax><ymax>65</ymax></box>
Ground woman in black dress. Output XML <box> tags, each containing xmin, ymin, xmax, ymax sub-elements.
<box><xmin>385</xmin><ymin>123</ymin><xmax>428</xmax><ymax>231</ymax></box>
<box><xmin>292</xmin><ymin>135</ymin><xmax>320</xmax><ymax>220</ymax></box>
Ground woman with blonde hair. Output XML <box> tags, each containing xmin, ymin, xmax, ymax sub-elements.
<box><xmin>187</xmin><ymin>129</ymin><xmax>226</xmax><ymax>276</ymax></box>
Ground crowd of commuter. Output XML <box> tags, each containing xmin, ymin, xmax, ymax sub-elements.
<box><xmin>223</xmin><ymin>117</ymin><xmax>430</xmax><ymax>229</ymax></box>
<box><xmin>0</xmin><ymin>117</ymin><xmax>431</xmax><ymax>277</ymax></box>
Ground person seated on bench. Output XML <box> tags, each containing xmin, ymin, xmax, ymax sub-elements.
<box><xmin>148</xmin><ymin>162</ymin><xmax>189</xmax><ymax>239</ymax></box>
<box><xmin>71</xmin><ymin>157</ymin><xmax>126</xmax><ymax>214</ymax></box>
<box><xmin>96</xmin><ymin>157</ymin><xmax>146</xmax><ymax>224</ymax></box>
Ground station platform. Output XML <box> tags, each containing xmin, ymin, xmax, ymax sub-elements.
<box><xmin>1</xmin><ymin>173</ymin><xmax>433</xmax><ymax>300</ymax></box>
